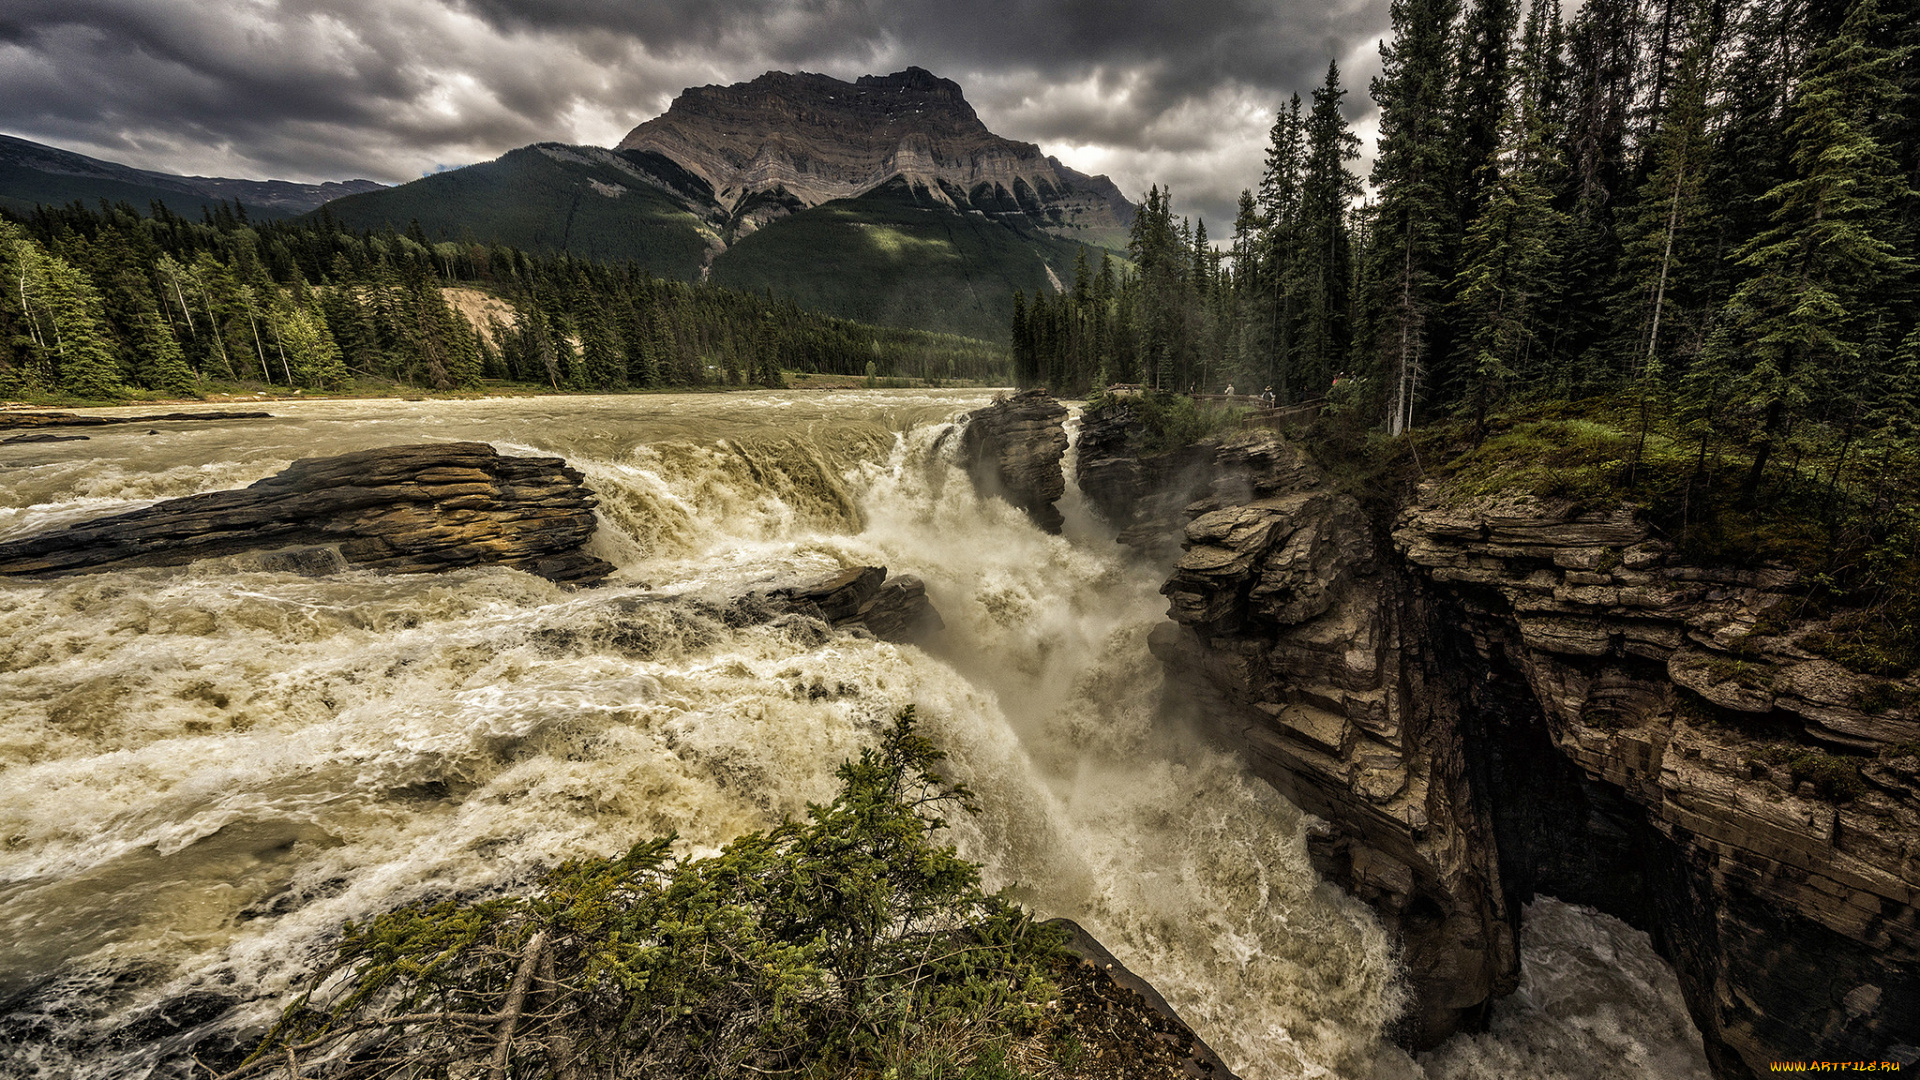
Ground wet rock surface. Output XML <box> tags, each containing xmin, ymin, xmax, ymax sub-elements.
<box><xmin>960</xmin><ymin>389</ymin><xmax>1070</xmax><ymax>532</ymax></box>
<box><xmin>1128</xmin><ymin>430</ymin><xmax>1919</xmax><ymax>1077</ymax></box>
<box><xmin>1</xmin><ymin>432</ymin><xmax>90</xmax><ymax>444</ymax></box>
<box><xmin>0</xmin><ymin>442</ymin><xmax>613</xmax><ymax>584</ymax></box>
<box><xmin>761</xmin><ymin>564</ymin><xmax>945</xmax><ymax>644</ymax></box>
<box><xmin>1046</xmin><ymin>918</ymin><xmax>1240</xmax><ymax>1080</ymax></box>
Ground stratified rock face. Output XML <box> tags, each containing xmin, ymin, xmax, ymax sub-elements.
<box><xmin>1395</xmin><ymin>492</ymin><xmax>1919</xmax><ymax>1077</ymax></box>
<box><xmin>1141</xmin><ymin>432</ymin><xmax>1920</xmax><ymax>1077</ymax></box>
<box><xmin>1146</xmin><ymin>433</ymin><xmax>1515</xmax><ymax>1048</ymax></box>
<box><xmin>960</xmin><ymin>389</ymin><xmax>1069</xmax><ymax>533</ymax></box>
<box><xmin>1076</xmin><ymin>400</ymin><xmax>1319</xmax><ymax>558</ymax></box>
<box><xmin>617</xmin><ymin>68</ymin><xmax>1133</xmax><ymax>240</ymax></box>
<box><xmin>0</xmin><ymin>443</ymin><xmax>613</xmax><ymax>584</ymax></box>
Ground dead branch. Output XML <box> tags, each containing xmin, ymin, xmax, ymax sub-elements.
<box><xmin>488</xmin><ymin>930</ymin><xmax>549</xmax><ymax>1080</ymax></box>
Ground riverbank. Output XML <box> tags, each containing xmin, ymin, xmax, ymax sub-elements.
<box><xmin>1</xmin><ymin>371</ymin><xmax>1003</xmax><ymax>412</ymax></box>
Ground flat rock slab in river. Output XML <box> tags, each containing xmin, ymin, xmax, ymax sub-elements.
<box><xmin>0</xmin><ymin>441</ymin><xmax>614</xmax><ymax>584</ymax></box>
<box><xmin>1</xmin><ymin>432</ymin><xmax>90</xmax><ymax>444</ymax></box>
<box><xmin>0</xmin><ymin>409</ymin><xmax>273</xmax><ymax>429</ymax></box>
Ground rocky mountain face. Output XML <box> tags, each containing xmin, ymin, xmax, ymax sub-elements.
<box><xmin>617</xmin><ymin>68</ymin><xmax>1133</xmax><ymax>244</ymax></box>
<box><xmin>0</xmin><ymin>133</ymin><xmax>384</xmax><ymax>218</ymax></box>
<box><xmin>1008</xmin><ymin>399</ymin><xmax>1920</xmax><ymax>1078</ymax></box>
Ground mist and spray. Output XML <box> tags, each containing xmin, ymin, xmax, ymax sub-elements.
<box><xmin>0</xmin><ymin>393</ymin><xmax>1708</xmax><ymax>1078</ymax></box>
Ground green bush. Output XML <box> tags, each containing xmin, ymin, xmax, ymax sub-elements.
<box><xmin>225</xmin><ymin>708</ymin><xmax>1064</xmax><ymax>1080</ymax></box>
<box><xmin>1092</xmin><ymin>388</ymin><xmax>1245</xmax><ymax>455</ymax></box>
<box><xmin>1751</xmin><ymin>745</ymin><xmax>1867</xmax><ymax>803</ymax></box>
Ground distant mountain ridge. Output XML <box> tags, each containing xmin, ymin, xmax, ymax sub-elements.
<box><xmin>0</xmin><ymin>70</ymin><xmax>1132</xmax><ymax>343</ymax></box>
<box><xmin>0</xmin><ymin>133</ymin><xmax>385</xmax><ymax>217</ymax></box>
<box><xmin>616</xmin><ymin>67</ymin><xmax>1133</xmax><ymax>245</ymax></box>
<box><xmin>318</xmin><ymin>67</ymin><xmax>1124</xmax><ymax>342</ymax></box>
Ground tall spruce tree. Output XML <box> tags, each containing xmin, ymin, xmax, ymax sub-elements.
<box><xmin>1709</xmin><ymin>0</ymin><xmax>1915</xmax><ymax>499</ymax></box>
<box><xmin>1362</xmin><ymin>0</ymin><xmax>1464</xmax><ymax>431</ymax></box>
<box><xmin>1449</xmin><ymin>0</ymin><xmax>1567</xmax><ymax>427</ymax></box>
<box><xmin>1258</xmin><ymin>96</ymin><xmax>1307</xmax><ymax>399</ymax></box>
<box><xmin>1612</xmin><ymin>2</ymin><xmax>1721</xmax><ymax>379</ymax></box>
<box><xmin>1298</xmin><ymin>61</ymin><xmax>1363</xmax><ymax>396</ymax></box>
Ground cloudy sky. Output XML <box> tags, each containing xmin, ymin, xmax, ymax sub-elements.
<box><xmin>0</xmin><ymin>0</ymin><xmax>1393</xmax><ymax>229</ymax></box>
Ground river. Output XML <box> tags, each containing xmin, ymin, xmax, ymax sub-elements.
<box><xmin>0</xmin><ymin>391</ymin><xmax>1710</xmax><ymax>1079</ymax></box>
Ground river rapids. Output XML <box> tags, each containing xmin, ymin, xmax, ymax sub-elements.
<box><xmin>0</xmin><ymin>392</ymin><xmax>1711</xmax><ymax>1079</ymax></box>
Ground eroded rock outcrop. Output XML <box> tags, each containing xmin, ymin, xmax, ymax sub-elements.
<box><xmin>1119</xmin><ymin>430</ymin><xmax>1919</xmax><ymax>1077</ymax></box>
<box><xmin>961</xmin><ymin>389</ymin><xmax>1069</xmax><ymax>532</ymax></box>
<box><xmin>761</xmin><ymin>564</ymin><xmax>945</xmax><ymax>643</ymax></box>
<box><xmin>1074</xmin><ymin>401</ymin><xmax>1221</xmax><ymax>557</ymax></box>
<box><xmin>0</xmin><ymin>442</ymin><xmax>613</xmax><ymax>584</ymax></box>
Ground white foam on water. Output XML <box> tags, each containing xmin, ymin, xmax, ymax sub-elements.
<box><xmin>0</xmin><ymin>393</ymin><xmax>1711</xmax><ymax>1080</ymax></box>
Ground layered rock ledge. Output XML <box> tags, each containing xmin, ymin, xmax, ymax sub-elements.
<box><xmin>1079</xmin><ymin>426</ymin><xmax>1920</xmax><ymax>1078</ymax></box>
<box><xmin>960</xmin><ymin>389</ymin><xmax>1070</xmax><ymax>532</ymax></box>
<box><xmin>0</xmin><ymin>442</ymin><xmax>613</xmax><ymax>584</ymax></box>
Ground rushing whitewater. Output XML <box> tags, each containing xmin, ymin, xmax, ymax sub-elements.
<box><xmin>0</xmin><ymin>392</ymin><xmax>1709</xmax><ymax>1079</ymax></box>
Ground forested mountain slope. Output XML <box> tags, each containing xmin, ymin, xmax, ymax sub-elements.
<box><xmin>311</xmin><ymin>68</ymin><xmax>1128</xmax><ymax>342</ymax></box>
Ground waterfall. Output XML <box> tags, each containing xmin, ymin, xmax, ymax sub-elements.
<box><xmin>0</xmin><ymin>392</ymin><xmax>1708</xmax><ymax>1079</ymax></box>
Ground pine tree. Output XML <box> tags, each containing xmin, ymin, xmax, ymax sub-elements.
<box><xmin>132</xmin><ymin>309</ymin><xmax>196</xmax><ymax>394</ymax></box>
<box><xmin>272</xmin><ymin>304</ymin><xmax>349</xmax><ymax>389</ymax></box>
<box><xmin>579</xmin><ymin>306</ymin><xmax>627</xmax><ymax>389</ymax></box>
<box><xmin>1709</xmin><ymin>0</ymin><xmax>1916</xmax><ymax>500</ymax></box>
<box><xmin>1361</xmin><ymin>0</ymin><xmax>1463</xmax><ymax>431</ymax></box>
<box><xmin>1612</xmin><ymin>4</ymin><xmax>1719</xmax><ymax>379</ymax></box>
<box><xmin>39</xmin><ymin>255</ymin><xmax>126</xmax><ymax>399</ymax></box>
<box><xmin>1449</xmin><ymin>0</ymin><xmax>1566</xmax><ymax>429</ymax></box>
<box><xmin>1257</xmin><ymin>97</ymin><xmax>1306</xmax><ymax>399</ymax></box>
<box><xmin>1451</xmin><ymin>0</ymin><xmax>1523</xmax><ymax>219</ymax></box>
<box><xmin>1298</xmin><ymin>61</ymin><xmax>1363</xmax><ymax>394</ymax></box>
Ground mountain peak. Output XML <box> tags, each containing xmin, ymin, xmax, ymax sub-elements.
<box><xmin>615</xmin><ymin>68</ymin><xmax>1129</xmax><ymax>241</ymax></box>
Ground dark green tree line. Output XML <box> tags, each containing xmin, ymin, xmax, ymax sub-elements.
<box><xmin>1</xmin><ymin>200</ymin><xmax>1008</xmax><ymax>398</ymax></box>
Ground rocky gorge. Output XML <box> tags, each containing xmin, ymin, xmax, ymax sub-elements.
<box><xmin>997</xmin><ymin>394</ymin><xmax>1919</xmax><ymax>1078</ymax></box>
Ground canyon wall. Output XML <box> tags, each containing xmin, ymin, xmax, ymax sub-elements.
<box><xmin>1068</xmin><ymin>405</ymin><xmax>1920</xmax><ymax>1078</ymax></box>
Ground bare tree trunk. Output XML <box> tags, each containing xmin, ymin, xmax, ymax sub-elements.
<box><xmin>245</xmin><ymin>298</ymin><xmax>272</xmax><ymax>385</ymax></box>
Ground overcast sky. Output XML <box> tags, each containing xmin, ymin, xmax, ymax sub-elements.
<box><xmin>0</xmin><ymin>0</ymin><xmax>1392</xmax><ymax>230</ymax></box>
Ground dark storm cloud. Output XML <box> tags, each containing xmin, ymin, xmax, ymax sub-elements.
<box><xmin>0</xmin><ymin>0</ymin><xmax>1392</xmax><ymax>228</ymax></box>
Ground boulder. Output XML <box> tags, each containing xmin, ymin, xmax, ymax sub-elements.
<box><xmin>764</xmin><ymin>565</ymin><xmax>944</xmax><ymax>644</ymax></box>
<box><xmin>960</xmin><ymin>389</ymin><xmax>1069</xmax><ymax>532</ymax></box>
<box><xmin>0</xmin><ymin>442</ymin><xmax>613</xmax><ymax>584</ymax></box>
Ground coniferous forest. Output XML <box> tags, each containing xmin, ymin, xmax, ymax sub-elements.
<box><xmin>0</xmin><ymin>201</ymin><xmax>1007</xmax><ymax>400</ymax></box>
<box><xmin>1015</xmin><ymin>0</ymin><xmax>1918</xmax><ymax>458</ymax></box>
<box><xmin>1015</xmin><ymin>0</ymin><xmax>1920</xmax><ymax>663</ymax></box>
